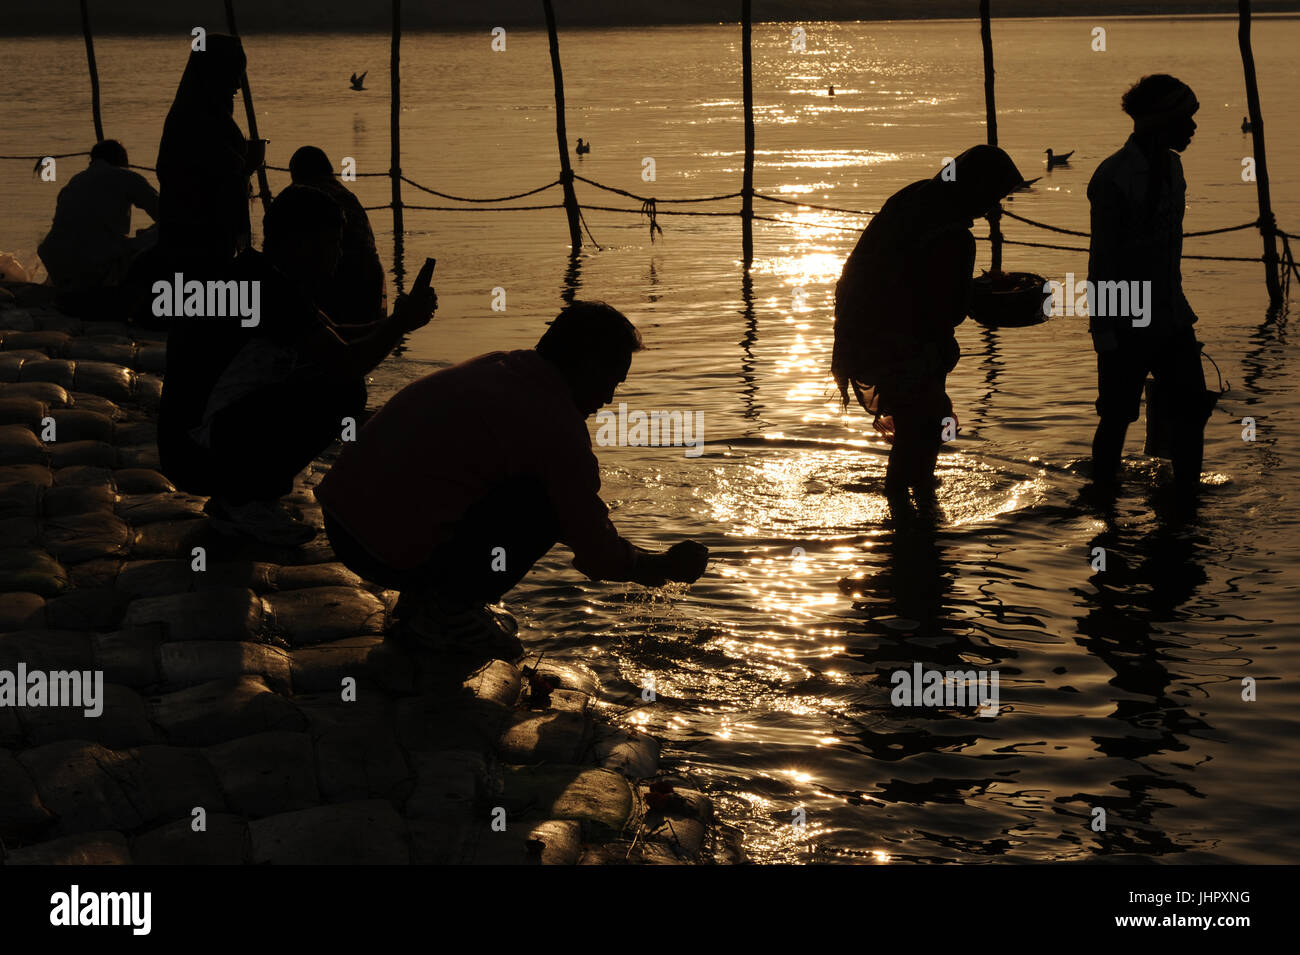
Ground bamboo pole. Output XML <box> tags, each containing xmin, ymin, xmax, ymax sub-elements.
<box><xmin>741</xmin><ymin>0</ymin><xmax>755</xmax><ymax>266</ymax></box>
<box><xmin>390</xmin><ymin>0</ymin><xmax>404</xmax><ymax>267</ymax></box>
<box><xmin>1238</xmin><ymin>0</ymin><xmax>1283</xmax><ymax>306</ymax></box>
<box><xmin>223</xmin><ymin>0</ymin><xmax>272</xmax><ymax>217</ymax></box>
<box><xmin>979</xmin><ymin>0</ymin><xmax>1003</xmax><ymax>273</ymax></box>
<box><xmin>79</xmin><ymin>0</ymin><xmax>104</xmax><ymax>142</ymax></box>
<box><xmin>543</xmin><ymin>0</ymin><xmax>583</xmax><ymax>255</ymax></box>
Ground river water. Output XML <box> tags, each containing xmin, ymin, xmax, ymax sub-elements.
<box><xmin>4</xmin><ymin>15</ymin><xmax>1299</xmax><ymax>863</ymax></box>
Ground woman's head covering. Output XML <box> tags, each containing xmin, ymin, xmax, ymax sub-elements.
<box><xmin>933</xmin><ymin>144</ymin><xmax>1025</xmax><ymax>221</ymax></box>
<box><xmin>156</xmin><ymin>34</ymin><xmax>252</xmax><ymax>262</ymax></box>
<box><xmin>170</xmin><ymin>34</ymin><xmax>246</xmax><ymax>116</ymax></box>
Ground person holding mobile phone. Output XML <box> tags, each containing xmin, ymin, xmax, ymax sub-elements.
<box><xmin>158</xmin><ymin>185</ymin><xmax>438</xmax><ymax>546</ymax></box>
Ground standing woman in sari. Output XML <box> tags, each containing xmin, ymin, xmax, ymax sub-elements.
<box><xmin>155</xmin><ymin>34</ymin><xmax>265</xmax><ymax>272</ymax></box>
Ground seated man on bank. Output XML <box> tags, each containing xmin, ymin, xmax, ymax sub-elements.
<box><xmin>157</xmin><ymin>184</ymin><xmax>435</xmax><ymax>545</ymax></box>
<box><xmin>315</xmin><ymin>301</ymin><xmax>710</xmax><ymax>650</ymax></box>
<box><xmin>288</xmin><ymin>145</ymin><xmax>386</xmax><ymax>324</ymax></box>
<box><xmin>37</xmin><ymin>139</ymin><xmax>158</xmax><ymax>309</ymax></box>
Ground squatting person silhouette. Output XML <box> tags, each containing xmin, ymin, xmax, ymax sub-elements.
<box><xmin>1087</xmin><ymin>73</ymin><xmax>1208</xmax><ymax>498</ymax></box>
<box><xmin>315</xmin><ymin>301</ymin><xmax>711</xmax><ymax>655</ymax></box>
<box><xmin>832</xmin><ymin>144</ymin><xmax>1024</xmax><ymax>519</ymax></box>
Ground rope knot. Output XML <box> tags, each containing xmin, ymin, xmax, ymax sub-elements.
<box><xmin>640</xmin><ymin>198</ymin><xmax>663</xmax><ymax>242</ymax></box>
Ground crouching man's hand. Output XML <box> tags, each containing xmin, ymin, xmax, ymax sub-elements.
<box><xmin>632</xmin><ymin>540</ymin><xmax>709</xmax><ymax>587</ymax></box>
<box><xmin>392</xmin><ymin>286</ymin><xmax>438</xmax><ymax>334</ymax></box>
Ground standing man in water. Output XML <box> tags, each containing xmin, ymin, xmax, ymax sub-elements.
<box><xmin>1088</xmin><ymin>74</ymin><xmax>1207</xmax><ymax>497</ymax></box>
<box><xmin>316</xmin><ymin>301</ymin><xmax>710</xmax><ymax>654</ymax></box>
<box><xmin>832</xmin><ymin>145</ymin><xmax>1024</xmax><ymax>517</ymax></box>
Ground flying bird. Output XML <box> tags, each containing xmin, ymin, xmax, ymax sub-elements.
<box><xmin>349</xmin><ymin>71</ymin><xmax>367</xmax><ymax>91</ymax></box>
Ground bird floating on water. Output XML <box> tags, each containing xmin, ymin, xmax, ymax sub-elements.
<box><xmin>349</xmin><ymin>71</ymin><xmax>367</xmax><ymax>91</ymax></box>
<box><xmin>1015</xmin><ymin>176</ymin><xmax>1042</xmax><ymax>191</ymax></box>
<box><xmin>1045</xmin><ymin>148</ymin><xmax>1073</xmax><ymax>169</ymax></box>
<box><xmin>1241</xmin><ymin>115</ymin><xmax>1253</xmax><ymax>133</ymax></box>
<box><xmin>575</xmin><ymin>138</ymin><xmax>591</xmax><ymax>155</ymax></box>
<box><xmin>828</xmin><ymin>85</ymin><xmax>835</xmax><ymax>96</ymax></box>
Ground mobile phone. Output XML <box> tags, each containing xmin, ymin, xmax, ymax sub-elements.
<box><xmin>413</xmin><ymin>257</ymin><xmax>436</xmax><ymax>294</ymax></box>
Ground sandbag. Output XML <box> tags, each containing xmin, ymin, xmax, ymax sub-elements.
<box><xmin>19</xmin><ymin>358</ymin><xmax>76</xmax><ymax>390</ymax></box>
<box><xmin>18</xmin><ymin>740</ymin><xmax>148</xmax><ymax>835</ymax></box>
<box><xmin>92</xmin><ymin>629</ymin><xmax>163</xmax><ymax>686</ymax></box>
<box><xmin>42</xmin><ymin>483</ymin><xmax>116</xmax><ymax>517</ymax></box>
<box><xmin>123</xmin><ymin>587</ymin><xmax>265</xmax><ymax>642</ymax></box>
<box><xmin>248</xmin><ymin>799</ymin><xmax>408</xmax><ymax>865</ymax></box>
<box><xmin>0</xmin><ymin>516</ymin><xmax>40</xmax><ymax>547</ymax></box>
<box><xmin>48</xmin><ymin>439</ymin><xmax>117</xmax><ymax>470</ymax></box>
<box><xmin>111</xmin><ymin>420</ymin><xmax>156</xmax><ymax>446</ymax></box>
<box><xmin>131</xmin><ymin>813</ymin><xmax>248</xmax><ymax>865</ymax></box>
<box><xmin>202</xmin><ymin>730</ymin><xmax>319</xmax><ymax>817</ymax></box>
<box><xmin>43</xmin><ymin>588</ymin><xmax>128</xmax><ymax>631</ymax></box>
<box><xmin>499</xmin><ymin>766</ymin><xmax>635</xmax><ymax>835</ymax></box>
<box><xmin>66</xmin><ymin>340</ymin><xmax>136</xmax><ymax>365</ymax></box>
<box><xmin>70</xmin><ymin>360</ymin><xmax>135</xmax><ymax>403</ymax></box>
<box><xmin>65</xmin><ymin>557</ymin><xmax>123</xmax><ymax>591</ymax></box>
<box><xmin>498</xmin><ymin>710</ymin><xmax>593</xmax><ymax>764</ymax></box>
<box><xmin>0</xmin><ymin>396</ymin><xmax>46</xmax><ymax>430</ymax></box>
<box><xmin>262</xmin><ymin>586</ymin><xmax>386</xmax><ymax>645</ymax></box>
<box><xmin>134</xmin><ymin>344</ymin><xmax>167</xmax><ymax>375</ymax></box>
<box><xmin>0</xmin><ymin>423</ymin><xmax>46</xmax><ymax>466</ymax></box>
<box><xmin>18</xmin><ymin>682</ymin><xmax>156</xmax><ymax>750</ymax></box>
<box><xmin>120</xmin><ymin>744</ymin><xmax>228</xmax><ymax>823</ymax></box>
<box><xmin>0</xmin><ymin>380</ymin><xmax>70</xmax><ymax>406</ymax></box>
<box><xmin>1</xmin><ymin>330</ymin><xmax>71</xmax><ymax>355</ymax></box>
<box><xmin>113</xmin><ymin>468</ymin><xmax>175</xmax><ymax>495</ymax></box>
<box><xmin>128</xmin><ymin>517</ymin><xmax>208</xmax><ymax>559</ymax></box>
<box><xmin>0</xmin><ymin>480</ymin><xmax>41</xmax><ymax>517</ymax></box>
<box><xmin>594</xmin><ymin>727</ymin><xmax>661</xmax><ymax>779</ymax></box>
<box><xmin>40</xmin><ymin>510</ymin><xmax>131</xmax><ymax>563</ymax></box>
<box><xmin>0</xmin><ymin>548</ymin><xmax>68</xmax><ymax>597</ymax></box>
<box><xmin>51</xmin><ymin>464</ymin><xmax>113</xmax><ymax>487</ymax></box>
<box><xmin>149</xmin><ymin>675</ymin><xmax>306</xmax><ymax>746</ymax></box>
<box><xmin>65</xmin><ymin>393</ymin><xmax>121</xmax><ymax>419</ymax></box>
<box><xmin>3</xmin><ymin>830</ymin><xmax>131</xmax><ymax>865</ymax></box>
<box><xmin>114</xmin><ymin>492</ymin><xmax>206</xmax><ymax>526</ymax></box>
<box><xmin>0</xmin><ymin>749</ymin><xmax>54</xmax><ymax>841</ymax></box>
<box><xmin>0</xmin><ymin>591</ymin><xmax>46</xmax><ymax>630</ymax></box>
<box><xmin>46</xmin><ymin>409</ymin><xmax>114</xmax><ymax>443</ymax></box>
<box><xmin>159</xmin><ymin>641</ymin><xmax>291</xmax><ymax>694</ymax></box>
<box><xmin>298</xmin><ymin>697</ymin><xmax>410</xmax><ymax>803</ymax></box>
<box><xmin>0</xmin><ymin>464</ymin><xmax>53</xmax><ymax>488</ymax></box>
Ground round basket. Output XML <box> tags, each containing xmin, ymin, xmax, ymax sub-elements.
<box><xmin>969</xmin><ymin>271</ymin><xmax>1052</xmax><ymax>328</ymax></box>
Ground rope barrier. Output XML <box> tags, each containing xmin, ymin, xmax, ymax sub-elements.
<box><xmin>574</xmin><ymin>173</ymin><xmax>741</xmax><ymax>204</ymax></box>
<box><xmin>401</xmin><ymin>175</ymin><xmax>560</xmax><ymax>203</ymax></box>
<box><xmin>753</xmin><ymin>192</ymin><xmax>876</xmax><ymax>217</ymax></box>
<box><xmin>402</xmin><ymin>203</ymin><xmax>566</xmax><ymax>211</ymax></box>
<box><xmin>1002</xmin><ymin>207</ymin><xmax>1260</xmax><ymax>240</ymax></box>
<box><xmin>0</xmin><ymin>152</ymin><xmax>91</xmax><ymax>160</ymax></box>
<box><xmin>2</xmin><ymin>148</ymin><xmax>1288</xmax><ymax>270</ymax></box>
